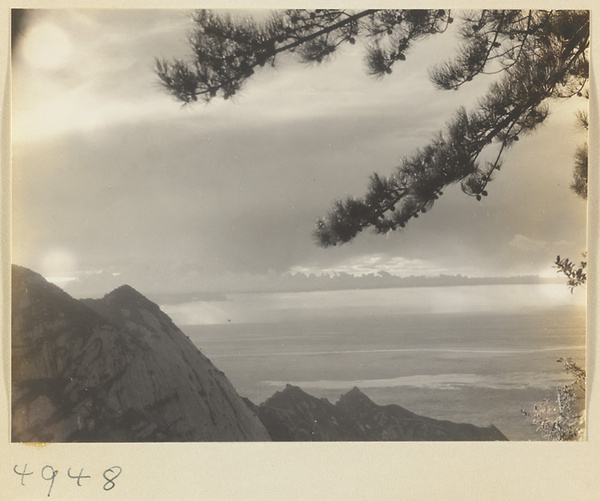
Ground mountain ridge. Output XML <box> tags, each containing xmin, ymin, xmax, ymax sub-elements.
<box><xmin>12</xmin><ymin>265</ymin><xmax>270</xmax><ymax>442</ymax></box>
<box><xmin>257</xmin><ymin>384</ymin><xmax>508</xmax><ymax>441</ymax></box>
<box><xmin>12</xmin><ymin>264</ymin><xmax>509</xmax><ymax>442</ymax></box>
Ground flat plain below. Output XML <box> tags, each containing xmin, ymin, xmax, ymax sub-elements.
<box><xmin>167</xmin><ymin>284</ymin><xmax>586</xmax><ymax>441</ymax></box>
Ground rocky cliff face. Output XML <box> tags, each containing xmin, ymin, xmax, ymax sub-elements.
<box><xmin>11</xmin><ymin>265</ymin><xmax>270</xmax><ymax>442</ymax></box>
<box><xmin>257</xmin><ymin>385</ymin><xmax>508</xmax><ymax>441</ymax></box>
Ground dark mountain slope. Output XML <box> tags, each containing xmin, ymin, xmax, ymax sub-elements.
<box><xmin>11</xmin><ymin>265</ymin><xmax>270</xmax><ymax>442</ymax></box>
<box><xmin>258</xmin><ymin>385</ymin><xmax>508</xmax><ymax>441</ymax></box>
<box><xmin>12</xmin><ymin>265</ymin><xmax>508</xmax><ymax>442</ymax></box>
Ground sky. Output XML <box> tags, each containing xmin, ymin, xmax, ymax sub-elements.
<box><xmin>11</xmin><ymin>9</ymin><xmax>588</xmax><ymax>297</ymax></box>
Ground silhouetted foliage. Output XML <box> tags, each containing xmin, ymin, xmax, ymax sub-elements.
<box><xmin>522</xmin><ymin>358</ymin><xmax>586</xmax><ymax>441</ymax></box>
<box><xmin>571</xmin><ymin>145</ymin><xmax>588</xmax><ymax>199</ymax></box>
<box><xmin>555</xmin><ymin>254</ymin><xmax>587</xmax><ymax>293</ymax></box>
<box><xmin>557</xmin><ymin>100</ymin><xmax>587</xmax><ymax>291</ymax></box>
<box><xmin>156</xmin><ymin>9</ymin><xmax>589</xmax><ymax>247</ymax></box>
<box><xmin>156</xmin><ymin>9</ymin><xmax>453</xmax><ymax>103</ymax></box>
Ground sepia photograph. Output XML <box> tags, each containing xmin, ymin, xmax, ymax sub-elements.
<box><xmin>9</xmin><ymin>7</ymin><xmax>590</xmax><ymax>446</ymax></box>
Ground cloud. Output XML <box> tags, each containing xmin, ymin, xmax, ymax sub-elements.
<box><xmin>508</xmin><ymin>235</ymin><xmax>578</xmax><ymax>255</ymax></box>
<box><xmin>290</xmin><ymin>253</ymin><xmax>443</xmax><ymax>277</ymax></box>
<box><xmin>508</xmin><ymin>234</ymin><xmax>549</xmax><ymax>252</ymax></box>
<box><xmin>11</xmin><ymin>9</ymin><xmax>587</xmax><ymax>297</ymax></box>
<box><xmin>11</xmin><ymin>10</ymin><xmax>193</xmax><ymax>145</ymax></box>
<box><xmin>19</xmin><ymin>20</ymin><xmax>73</xmax><ymax>70</ymax></box>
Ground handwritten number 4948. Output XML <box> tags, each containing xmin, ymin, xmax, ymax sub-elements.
<box><xmin>14</xmin><ymin>464</ymin><xmax>122</xmax><ymax>496</ymax></box>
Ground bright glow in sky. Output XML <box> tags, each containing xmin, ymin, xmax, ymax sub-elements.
<box><xmin>39</xmin><ymin>247</ymin><xmax>77</xmax><ymax>277</ymax></box>
<box><xmin>11</xmin><ymin>9</ymin><xmax>588</xmax><ymax>297</ymax></box>
<box><xmin>20</xmin><ymin>22</ymin><xmax>72</xmax><ymax>70</ymax></box>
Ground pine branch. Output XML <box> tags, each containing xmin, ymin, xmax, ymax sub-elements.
<box><xmin>156</xmin><ymin>9</ymin><xmax>378</xmax><ymax>103</ymax></box>
<box><xmin>314</xmin><ymin>11</ymin><xmax>589</xmax><ymax>246</ymax></box>
<box><xmin>155</xmin><ymin>9</ymin><xmax>589</xmax><ymax>249</ymax></box>
<box><xmin>156</xmin><ymin>9</ymin><xmax>455</xmax><ymax>102</ymax></box>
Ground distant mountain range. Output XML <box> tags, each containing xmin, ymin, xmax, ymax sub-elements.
<box><xmin>149</xmin><ymin>272</ymin><xmax>563</xmax><ymax>304</ymax></box>
<box><xmin>12</xmin><ymin>265</ymin><xmax>508</xmax><ymax>442</ymax></box>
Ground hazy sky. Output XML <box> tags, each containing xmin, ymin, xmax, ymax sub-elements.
<box><xmin>11</xmin><ymin>9</ymin><xmax>588</xmax><ymax>297</ymax></box>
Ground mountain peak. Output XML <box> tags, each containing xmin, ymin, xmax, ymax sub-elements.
<box><xmin>81</xmin><ymin>283</ymin><xmax>176</xmax><ymax>338</ymax></box>
<box><xmin>12</xmin><ymin>264</ymin><xmax>271</xmax><ymax>442</ymax></box>
<box><xmin>266</xmin><ymin>384</ymin><xmax>312</xmax><ymax>403</ymax></box>
<box><xmin>95</xmin><ymin>283</ymin><xmax>165</xmax><ymax>318</ymax></box>
<box><xmin>346</xmin><ymin>386</ymin><xmax>365</xmax><ymax>396</ymax></box>
<box><xmin>337</xmin><ymin>386</ymin><xmax>374</xmax><ymax>407</ymax></box>
<box><xmin>104</xmin><ymin>284</ymin><xmax>148</xmax><ymax>303</ymax></box>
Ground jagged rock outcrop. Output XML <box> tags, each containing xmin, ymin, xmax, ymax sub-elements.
<box><xmin>257</xmin><ymin>385</ymin><xmax>508</xmax><ymax>441</ymax></box>
<box><xmin>11</xmin><ymin>265</ymin><xmax>270</xmax><ymax>442</ymax></box>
